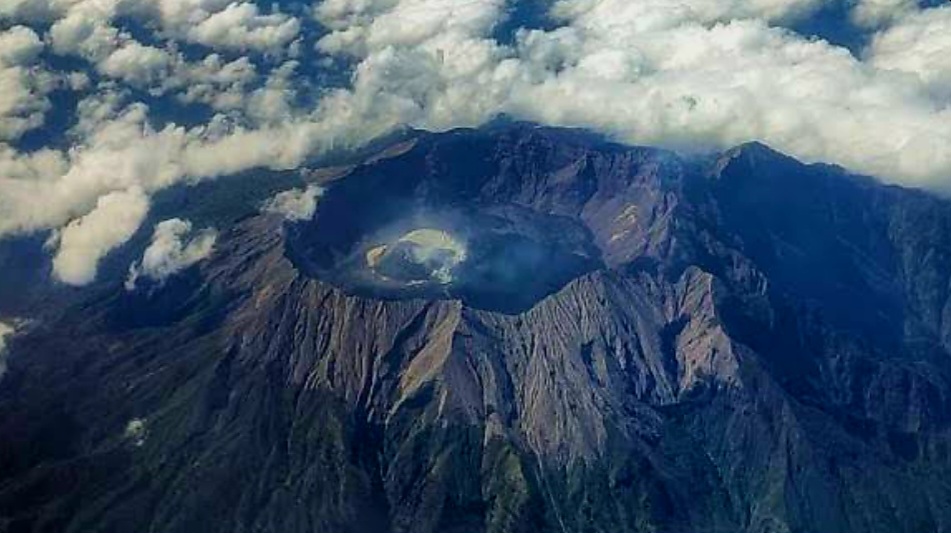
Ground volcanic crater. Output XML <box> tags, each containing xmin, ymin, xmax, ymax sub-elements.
<box><xmin>283</xmin><ymin>136</ymin><xmax>604</xmax><ymax>314</ymax></box>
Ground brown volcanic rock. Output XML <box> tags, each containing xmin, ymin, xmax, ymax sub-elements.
<box><xmin>2</xmin><ymin>125</ymin><xmax>951</xmax><ymax>533</ymax></box>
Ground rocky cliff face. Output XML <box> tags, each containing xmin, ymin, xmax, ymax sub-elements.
<box><xmin>2</xmin><ymin>124</ymin><xmax>951</xmax><ymax>533</ymax></box>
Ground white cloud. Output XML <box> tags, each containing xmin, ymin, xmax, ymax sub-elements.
<box><xmin>99</xmin><ymin>41</ymin><xmax>174</xmax><ymax>86</ymax></box>
<box><xmin>307</xmin><ymin>0</ymin><xmax>951</xmax><ymax>188</ymax></box>
<box><xmin>1</xmin><ymin>104</ymin><xmax>182</xmax><ymax>236</ymax></box>
<box><xmin>13</xmin><ymin>0</ymin><xmax>303</xmax><ymax>53</ymax></box>
<box><xmin>316</xmin><ymin>0</ymin><xmax>506</xmax><ymax>57</ymax></box>
<box><xmin>142</xmin><ymin>0</ymin><xmax>234</xmax><ymax>27</ymax></box>
<box><xmin>95</xmin><ymin>47</ymin><xmax>261</xmax><ymax>108</ymax></box>
<box><xmin>52</xmin><ymin>187</ymin><xmax>150</xmax><ymax>286</ymax></box>
<box><xmin>121</xmin><ymin>0</ymin><xmax>301</xmax><ymax>53</ymax></box>
<box><xmin>852</xmin><ymin>0</ymin><xmax>919</xmax><ymax>28</ymax></box>
<box><xmin>5</xmin><ymin>0</ymin><xmax>951</xmax><ymax>280</ymax></box>
<box><xmin>548</xmin><ymin>0</ymin><xmax>823</xmax><ymax>31</ymax></box>
<box><xmin>0</xmin><ymin>144</ymin><xmax>68</xmax><ymax>182</ymax></box>
<box><xmin>48</xmin><ymin>2</ymin><xmax>122</xmax><ymax>61</ymax></box>
<box><xmin>0</xmin><ymin>25</ymin><xmax>43</xmax><ymax>64</ymax></box>
<box><xmin>187</xmin><ymin>2</ymin><xmax>301</xmax><ymax>52</ymax></box>
<box><xmin>244</xmin><ymin>60</ymin><xmax>300</xmax><ymax>124</ymax></box>
<box><xmin>0</xmin><ymin>91</ymin><xmax>394</xmax><ymax>239</ymax></box>
<box><xmin>262</xmin><ymin>184</ymin><xmax>325</xmax><ymax>221</ymax></box>
<box><xmin>174</xmin><ymin>54</ymin><xmax>258</xmax><ymax>110</ymax></box>
<box><xmin>38</xmin><ymin>3</ymin><xmax>262</xmax><ymax>96</ymax></box>
<box><xmin>868</xmin><ymin>5</ymin><xmax>951</xmax><ymax>101</ymax></box>
<box><xmin>0</xmin><ymin>0</ymin><xmax>56</xmax><ymax>21</ymax></box>
<box><xmin>126</xmin><ymin>218</ymin><xmax>216</xmax><ymax>290</ymax></box>
<box><xmin>0</xmin><ymin>26</ymin><xmax>55</xmax><ymax>141</ymax></box>
<box><xmin>500</xmin><ymin>12</ymin><xmax>951</xmax><ymax>187</ymax></box>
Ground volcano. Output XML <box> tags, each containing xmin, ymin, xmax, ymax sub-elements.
<box><xmin>3</xmin><ymin>124</ymin><xmax>951</xmax><ymax>533</ymax></box>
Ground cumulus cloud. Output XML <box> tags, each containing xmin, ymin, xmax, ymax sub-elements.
<box><xmin>501</xmin><ymin>8</ymin><xmax>951</xmax><ymax>187</ymax></box>
<box><xmin>868</xmin><ymin>5</ymin><xmax>951</xmax><ymax>101</ymax></box>
<box><xmin>52</xmin><ymin>187</ymin><xmax>150</xmax><ymax>286</ymax></box>
<box><xmin>262</xmin><ymin>184</ymin><xmax>325</xmax><ymax>221</ymax></box>
<box><xmin>175</xmin><ymin>54</ymin><xmax>258</xmax><ymax>110</ymax></box>
<box><xmin>98</xmin><ymin>41</ymin><xmax>174</xmax><ymax>86</ymax></box>
<box><xmin>0</xmin><ymin>144</ymin><xmax>68</xmax><ymax>182</ymax></box>
<box><xmin>49</xmin><ymin>6</ymin><xmax>121</xmax><ymax>61</ymax></box>
<box><xmin>126</xmin><ymin>218</ymin><xmax>217</xmax><ymax>290</ymax></box>
<box><xmin>9</xmin><ymin>0</ymin><xmax>302</xmax><ymax>54</ymax></box>
<box><xmin>316</xmin><ymin>0</ymin><xmax>507</xmax><ymax>56</ymax></box>
<box><xmin>852</xmin><ymin>0</ymin><xmax>919</xmax><ymax>28</ymax></box>
<box><xmin>0</xmin><ymin>97</ymin><xmax>343</xmax><ymax>237</ymax></box>
<box><xmin>308</xmin><ymin>0</ymin><xmax>951</xmax><ymax>187</ymax></box>
<box><xmin>186</xmin><ymin>2</ymin><xmax>301</xmax><ymax>52</ymax></box>
<box><xmin>2</xmin><ymin>104</ymin><xmax>182</xmax><ymax>236</ymax></box>
<box><xmin>550</xmin><ymin>0</ymin><xmax>824</xmax><ymax>29</ymax></box>
<box><xmin>0</xmin><ymin>26</ymin><xmax>55</xmax><ymax>141</ymax></box>
<box><xmin>34</xmin><ymin>1</ymin><xmax>270</xmax><ymax>97</ymax></box>
<box><xmin>0</xmin><ymin>25</ymin><xmax>43</xmax><ymax>64</ymax></box>
<box><xmin>141</xmin><ymin>0</ymin><xmax>301</xmax><ymax>52</ymax></box>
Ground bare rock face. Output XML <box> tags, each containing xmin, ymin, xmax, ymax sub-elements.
<box><xmin>3</xmin><ymin>124</ymin><xmax>951</xmax><ymax>533</ymax></box>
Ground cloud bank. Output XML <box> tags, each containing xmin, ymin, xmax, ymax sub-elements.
<box><xmin>126</xmin><ymin>218</ymin><xmax>217</xmax><ymax>290</ymax></box>
<box><xmin>2</xmin><ymin>0</ymin><xmax>951</xmax><ymax>284</ymax></box>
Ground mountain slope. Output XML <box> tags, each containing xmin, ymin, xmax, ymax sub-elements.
<box><xmin>2</xmin><ymin>124</ymin><xmax>951</xmax><ymax>533</ymax></box>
